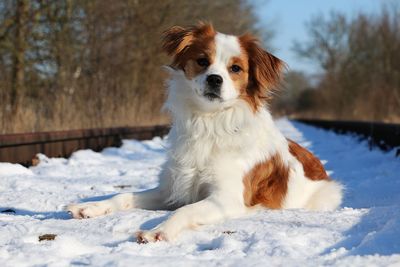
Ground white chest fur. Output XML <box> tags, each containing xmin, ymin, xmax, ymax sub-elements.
<box><xmin>163</xmin><ymin>101</ymin><xmax>289</xmax><ymax>206</ymax></box>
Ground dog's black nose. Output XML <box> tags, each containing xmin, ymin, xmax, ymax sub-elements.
<box><xmin>206</xmin><ymin>74</ymin><xmax>223</xmax><ymax>88</ymax></box>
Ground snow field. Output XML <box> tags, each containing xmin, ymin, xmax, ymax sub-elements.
<box><xmin>0</xmin><ymin>119</ymin><xmax>399</xmax><ymax>266</ymax></box>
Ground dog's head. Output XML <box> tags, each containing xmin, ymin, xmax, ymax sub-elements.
<box><xmin>162</xmin><ymin>22</ymin><xmax>284</xmax><ymax>113</ymax></box>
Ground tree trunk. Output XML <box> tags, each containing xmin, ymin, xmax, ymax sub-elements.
<box><xmin>11</xmin><ymin>0</ymin><xmax>28</xmax><ymax>111</ymax></box>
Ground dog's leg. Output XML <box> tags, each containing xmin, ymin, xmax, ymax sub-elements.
<box><xmin>136</xmin><ymin>194</ymin><xmax>248</xmax><ymax>243</ymax></box>
<box><xmin>67</xmin><ymin>185</ymin><xmax>171</xmax><ymax>219</ymax></box>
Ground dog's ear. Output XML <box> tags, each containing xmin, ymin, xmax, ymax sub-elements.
<box><xmin>162</xmin><ymin>23</ymin><xmax>215</xmax><ymax>56</ymax></box>
<box><xmin>162</xmin><ymin>26</ymin><xmax>194</xmax><ymax>57</ymax></box>
<box><xmin>240</xmin><ymin>34</ymin><xmax>285</xmax><ymax>103</ymax></box>
<box><xmin>162</xmin><ymin>23</ymin><xmax>215</xmax><ymax>69</ymax></box>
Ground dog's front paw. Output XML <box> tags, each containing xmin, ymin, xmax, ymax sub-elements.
<box><xmin>136</xmin><ymin>230</ymin><xmax>168</xmax><ymax>244</ymax></box>
<box><xmin>66</xmin><ymin>202</ymin><xmax>112</xmax><ymax>219</ymax></box>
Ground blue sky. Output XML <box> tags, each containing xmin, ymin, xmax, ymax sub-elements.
<box><xmin>253</xmin><ymin>0</ymin><xmax>384</xmax><ymax>74</ymax></box>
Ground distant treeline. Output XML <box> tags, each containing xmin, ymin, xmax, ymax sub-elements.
<box><xmin>0</xmin><ymin>0</ymin><xmax>260</xmax><ymax>133</ymax></box>
<box><xmin>3</xmin><ymin>1</ymin><xmax>397</xmax><ymax>134</ymax></box>
<box><xmin>274</xmin><ymin>5</ymin><xmax>400</xmax><ymax>123</ymax></box>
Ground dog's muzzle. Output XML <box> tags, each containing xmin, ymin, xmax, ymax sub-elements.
<box><xmin>204</xmin><ymin>74</ymin><xmax>223</xmax><ymax>100</ymax></box>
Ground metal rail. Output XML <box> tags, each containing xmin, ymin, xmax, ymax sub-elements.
<box><xmin>295</xmin><ymin>119</ymin><xmax>400</xmax><ymax>156</ymax></box>
<box><xmin>0</xmin><ymin>125</ymin><xmax>170</xmax><ymax>166</ymax></box>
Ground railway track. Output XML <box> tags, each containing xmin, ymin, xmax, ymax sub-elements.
<box><xmin>295</xmin><ymin>119</ymin><xmax>400</xmax><ymax>156</ymax></box>
<box><xmin>1</xmin><ymin>119</ymin><xmax>399</xmax><ymax>166</ymax></box>
<box><xmin>0</xmin><ymin>125</ymin><xmax>170</xmax><ymax>166</ymax></box>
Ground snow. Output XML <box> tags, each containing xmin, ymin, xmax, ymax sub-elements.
<box><xmin>0</xmin><ymin>118</ymin><xmax>399</xmax><ymax>267</ymax></box>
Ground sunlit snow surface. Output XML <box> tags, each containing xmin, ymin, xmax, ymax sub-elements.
<box><xmin>0</xmin><ymin>118</ymin><xmax>399</xmax><ymax>267</ymax></box>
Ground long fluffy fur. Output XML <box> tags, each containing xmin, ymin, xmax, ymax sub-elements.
<box><xmin>67</xmin><ymin>23</ymin><xmax>343</xmax><ymax>243</ymax></box>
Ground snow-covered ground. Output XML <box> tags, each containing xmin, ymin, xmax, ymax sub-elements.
<box><xmin>0</xmin><ymin>118</ymin><xmax>399</xmax><ymax>267</ymax></box>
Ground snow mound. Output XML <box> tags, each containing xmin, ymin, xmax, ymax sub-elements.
<box><xmin>0</xmin><ymin>163</ymin><xmax>33</xmax><ymax>176</ymax></box>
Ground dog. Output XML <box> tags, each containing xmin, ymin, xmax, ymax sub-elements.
<box><xmin>67</xmin><ymin>23</ymin><xmax>343</xmax><ymax>243</ymax></box>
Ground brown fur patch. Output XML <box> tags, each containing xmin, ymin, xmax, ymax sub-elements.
<box><xmin>228</xmin><ymin>53</ymin><xmax>253</xmax><ymax>109</ymax></box>
<box><xmin>288</xmin><ymin>139</ymin><xmax>329</xmax><ymax>181</ymax></box>
<box><xmin>238</xmin><ymin>34</ymin><xmax>285</xmax><ymax>111</ymax></box>
<box><xmin>243</xmin><ymin>154</ymin><xmax>289</xmax><ymax>209</ymax></box>
<box><xmin>162</xmin><ymin>22</ymin><xmax>216</xmax><ymax>78</ymax></box>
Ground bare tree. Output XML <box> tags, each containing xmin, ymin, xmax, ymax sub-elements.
<box><xmin>287</xmin><ymin>6</ymin><xmax>400</xmax><ymax>122</ymax></box>
<box><xmin>0</xmin><ymin>0</ymin><xmax>268</xmax><ymax>133</ymax></box>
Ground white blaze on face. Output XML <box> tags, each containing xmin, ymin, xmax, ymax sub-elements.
<box><xmin>208</xmin><ymin>33</ymin><xmax>242</xmax><ymax>101</ymax></box>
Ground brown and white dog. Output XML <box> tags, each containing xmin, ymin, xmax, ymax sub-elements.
<box><xmin>67</xmin><ymin>23</ymin><xmax>343</xmax><ymax>243</ymax></box>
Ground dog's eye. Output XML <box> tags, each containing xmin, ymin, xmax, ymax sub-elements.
<box><xmin>197</xmin><ymin>58</ymin><xmax>210</xmax><ymax>67</ymax></box>
<box><xmin>231</xmin><ymin>65</ymin><xmax>242</xmax><ymax>73</ymax></box>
